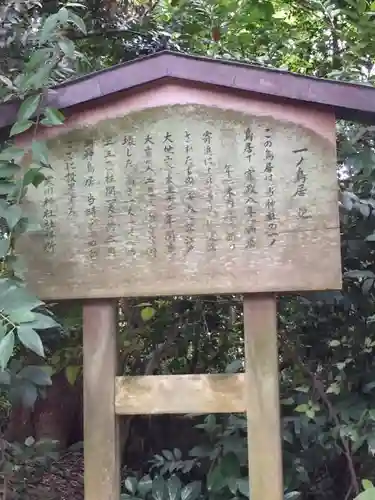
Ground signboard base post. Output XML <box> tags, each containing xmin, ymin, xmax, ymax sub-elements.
<box><xmin>244</xmin><ymin>294</ymin><xmax>283</xmax><ymax>500</ymax></box>
<box><xmin>83</xmin><ymin>300</ymin><xmax>120</xmax><ymax>500</ymax></box>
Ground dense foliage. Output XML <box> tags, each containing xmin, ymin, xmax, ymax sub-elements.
<box><xmin>2</xmin><ymin>1</ymin><xmax>375</xmax><ymax>499</ymax></box>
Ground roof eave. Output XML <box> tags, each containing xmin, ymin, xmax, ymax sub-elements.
<box><xmin>1</xmin><ymin>50</ymin><xmax>375</xmax><ymax>129</ymax></box>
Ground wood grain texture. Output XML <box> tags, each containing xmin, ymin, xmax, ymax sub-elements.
<box><xmin>19</xmin><ymin>103</ymin><xmax>341</xmax><ymax>300</ymax></box>
<box><xmin>115</xmin><ymin>374</ymin><xmax>246</xmax><ymax>415</ymax></box>
<box><xmin>83</xmin><ymin>301</ymin><xmax>120</xmax><ymax>500</ymax></box>
<box><xmin>243</xmin><ymin>295</ymin><xmax>283</xmax><ymax>500</ymax></box>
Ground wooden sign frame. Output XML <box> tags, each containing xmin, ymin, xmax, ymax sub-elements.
<box><xmin>2</xmin><ymin>50</ymin><xmax>375</xmax><ymax>500</ymax></box>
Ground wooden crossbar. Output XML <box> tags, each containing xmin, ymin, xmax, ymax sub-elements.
<box><xmin>83</xmin><ymin>295</ymin><xmax>283</xmax><ymax>500</ymax></box>
<box><xmin>115</xmin><ymin>374</ymin><xmax>246</xmax><ymax>415</ymax></box>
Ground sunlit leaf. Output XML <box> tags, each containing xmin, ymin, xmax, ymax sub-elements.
<box><xmin>68</xmin><ymin>11</ymin><xmax>87</xmax><ymax>34</ymax></box>
<box><xmin>41</xmin><ymin>107</ymin><xmax>65</xmax><ymax>126</ymax></box>
<box><xmin>8</xmin><ymin>308</ymin><xmax>36</xmax><ymax>324</ymax></box>
<box><xmin>17</xmin><ymin>325</ymin><xmax>44</xmax><ymax>357</ymax></box>
<box><xmin>363</xmin><ymin>480</ymin><xmax>374</xmax><ymax>491</ymax></box>
<box><xmin>180</xmin><ymin>481</ymin><xmax>201</xmax><ymax>500</ymax></box>
<box><xmin>141</xmin><ymin>306</ymin><xmax>156</xmax><ymax>322</ymax></box>
<box><xmin>152</xmin><ymin>476</ymin><xmax>166</xmax><ymax>500</ymax></box>
<box><xmin>355</xmin><ymin>488</ymin><xmax>375</xmax><ymax>500</ymax></box>
<box><xmin>65</xmin><ymin>365</ymin><xmax>81</xmax><ymax>385</ymax></box>
<box><xmin>167</xmin><ymin>476</ymin><xmax>181</xmax><ymax>500</ymax></box>
<box><xmin>0</xmin><ymin>332</ymin><xmax>15</xmax><ymax>370</ymax></box>
<box><xmin>18</xmin><ymin>365</ymin><xmax>52</xmax><ymax>386</ymax></box>
<box><xmin>17</xmin><ymin>94</ymin><xmax>41</xmax><ymax>121</ymax></box>
<box><xmin>59</xmin><ymin>38</ymin><xmax>75</xmax><ymax>58</ymax></box>
<box><xmin>10</xmin><ymin>120</ymin><xmax>33</xmax><ymax>137</ymax></box>
<box><xmin>125</xmin><ymin>477</ymin><xmax>137</xmax><ymax>495</ymax></box>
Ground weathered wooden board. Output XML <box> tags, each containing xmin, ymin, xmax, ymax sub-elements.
<box><xmin>115</xmin><ymin>374</ymin><xmax>246</xmax><ymax>415</ymax></box>
<box><xmin>19</xmin><ymin>104</ymin><xmax>340</xmax><ymax>299</ymax></box>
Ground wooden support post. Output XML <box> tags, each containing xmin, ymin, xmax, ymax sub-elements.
<box><xmin>83</xmin><ymin>300</ymin><xmax>120</xmax><ymax>500</ymax></box>
<box><xmin>243</xmin><ymin>294</ymin><xmax>283</xmax><ymax>500</ymax></box>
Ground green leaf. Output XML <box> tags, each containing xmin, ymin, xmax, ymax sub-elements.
<box><xmin>58</xmin><ymin>7</ymin><xmax>69</xmax><ymax>23</ymax></box>
<box><xmin>0</xmin><ymin>146</ymin><xmax>25</xmax><ymax>162</ymax></box>
<box><xmin>0</xmin><ymin>239</ymin><xmax>10</xmax><ymax>258</ymax></box>
<box><xmin>0</xmin><ymin>370</ymin><xmax>10</xmax><ymax>385</ymax></box>
<box><xmin>225</xmin><ymin>359</ymin><xmax>243</xmax><ymax>373</ymax></box>
<box><xmin>152</xmin><ymin>476</ymin><xmax>166</xmax><ymax>500</ymax></box>
<box><xmin>25</xmin><ymin>436</ymin><xmax>35</xmax><ymax>447</ymax></box>
<box><xmin>41</xmin><ymin>107</ymin><xmax>65</xmax><ymax>126</ymax></box>
<box><xmin>207</xmin><ymin>465</ymin><xmax>226</xmax><ymax>492</ymax></box>
<box><xmin>180</xmin><ymin>481</ymin><xmax>201</xmax><ymax>500</ymax></box>
<box><xmin>236</xmin><ymin>479</ymin><xmax>250</xmax><ymax>498</ymax></box>
<box><xmin>68</xmin><ymin>11</ymin><xmax>87</xmax><ymax>34</ymax></box>
<box><xmin>220</xmin><ymin>452</ymin><xmax>241</xmax><ymax>477</ymax></box>
<box><xmin>20</xmin><ymin>380</ymin><xmax>38</xmax><ymax>408</ymax></box>
<box><xmin>363</xmin><ymin>480</ymin><xmax>374</xmax><ymax>490</ymax></box>
<box><xmin>125</xmin><ymin>477</ymin><xmax>138</xmax><ymax>495</ymax></box>
<box><xmin>58</xmin><ymin>38</ymin><xmax>75</xmax><ymax>58</ymax></box>
<box><xmin>4</xmin><ymin>204</ymin><xmax>22</xmax><ymax>230</ymax></box>
<box><xmin>0</xmin><ymin>284</ymin><xmax>43</xmax><ymax>312</ymax></box>
<box><xmin>162</xmin><ymin>449</ymin><xmax>174</xmax><ymax>460</ymax></box>
<box><xmin>329</xmin><ymin>339</ymin><xmax>341</xmax><ymax>347</ymax></box>
<box><xmin>65</xmin><ymin>365</ymin><xmax>81</xmax><ymax>385</ymax></box>
<box><xmin>23</xmin><ymin>167</ymin><xmax>46</xmax><ymax>188</ymax></box>
<box><xmin>167</xmin><ymin>476</ymin><xmax>181</xmax><ymax>500</ymax></box>
<box><xmin>31</xmin><ymin>141</ymin><xmax>49</xmax><ymax>165</ymax></box>
<box><xmin>137</xmin><ymin>475</ymin><xmax>153</xmax><ymax>498</ymax></box>
<box><xmin>284</xmin><ymin>492</ymin><xmax>300</xmax><ymax>500</ymax></box>
<box><xmin>40</xmin><ymin>13</ymin><xmax>60</xmax><ymax>44</ymax></box>
<box><xmin>355</xmin><ymin>489</ymin><xmax>375</xmax><ymax>500</ymax></box>
<box><xmin>0</xmin><ymin>163</ymin><xmax>21</xmax><ymax>178</ymax></box>
<box><xmin>141</xmin><ymin>306</ymin><xmax>156</xmax><ymax>322</ymax></box>
<box><xmin>0</xmin><ymin>183</ymin><xmax>16</xmax><ymax>196</ymax></box>
<box><xmin>295</xmin><ymin>404</ymin><xmax>309</xmax><ymax>413</ymax></box>
<box><xmin>18</xmin><ymin>365</ymin><xmax>52</xmax><ymax>386</ymax></box>
<box><xmin>17</xmin><ymin>325</ymin><xmax>44</xmax><ymax>357</ymax></box>
<box><xmin>17</xmin><ymin>94</ymin><xmax>41</xmax><ymax>121</ymax></box>
<box><xmin>0</xmin><ymin>332</ymin><xmax>15</xmax><ymax>370</ymax></box>
<box><xmin>8</xmin><ymin>308</ymin><xmax>36</xmax><ymax>324</ymax></box>
<box><xmin>26</xmin><ymin>49</ymin><xmax>53</xmax><ymax>70</ymax></box>
<box><xmin>29</xmin><ymin>312</ymin><xmax>58</xmax><ymax>330</ymax></box>
<box><xmin>10</xmin><ymin>120</ymin><xmax>33</xmax><ymax>137</ymax></box>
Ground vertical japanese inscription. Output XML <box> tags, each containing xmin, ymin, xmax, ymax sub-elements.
<box><xmin>243</xmin><ymin>127</ymin><xmax>257</xmax><ymax>249</ymax></box>
<box><xmin>224</xmin><ymin>162</ymin><xmax>236</xmax><ymax>249</ymax></box>
<box><xmin>43</xmin><ymin>175</ymin><xmax>56</xmax><ymax>254</ymax></box>
<box><xmin>203</xmin><ymin>130</ymin><xmax>217</xmax><ymax>252</ymax></box>
<box><xmin>144</xmin><ymin>134</ymin><xmax>157</xmax><ymax>258</ymax></box>
<box><xmin>64</xmin><ymin>142</ymin><xmax>76</xmax><ymax>218</ymax></box>
<box><xmin>264</xmin><ymin>128</ymin><xmax>278</xmax><ymax>246</ymax></box>
<box><xmin>164</xmin><ymin>132</ymin><xmax>176</xmax><ymax>255</ymax></box>
<box><xmin>184</xmin><ymin>131</ymin><xmax>195</xmax><ymax>254</ymax></box>
<box><xmin>293</xmin><ymin>147</ymin><xmax>311</xmax><ymax>220</ymax></box>
<box><xmin>104</xmin><ymin>137</ymin><xmax>117</xmax><ymax>257</ymax></box>
<box><xmin>123</xmin><ymin>135</ymin><xmax>136</xmax><ymax>257</ymax></box>
<box><xmin>84</xmin><ymin>140</ymin><xmax>98</xmax><ymax>260</ymax></box>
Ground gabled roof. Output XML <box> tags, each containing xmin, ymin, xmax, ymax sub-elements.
<box><xmin>1</xmin><ymin>50</ymin><xmax>375</xmax><ymax>128</ymax></box>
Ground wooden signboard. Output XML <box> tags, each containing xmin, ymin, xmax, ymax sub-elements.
<box><xmin>3</xmin><ymin>50</ymin><xmax>366</xmax><ymax>500</ymax></box>
<box><xmin>19</xmin><ymin>103</ymin><xmax>340</xmax><ymax>300</ymax></box>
